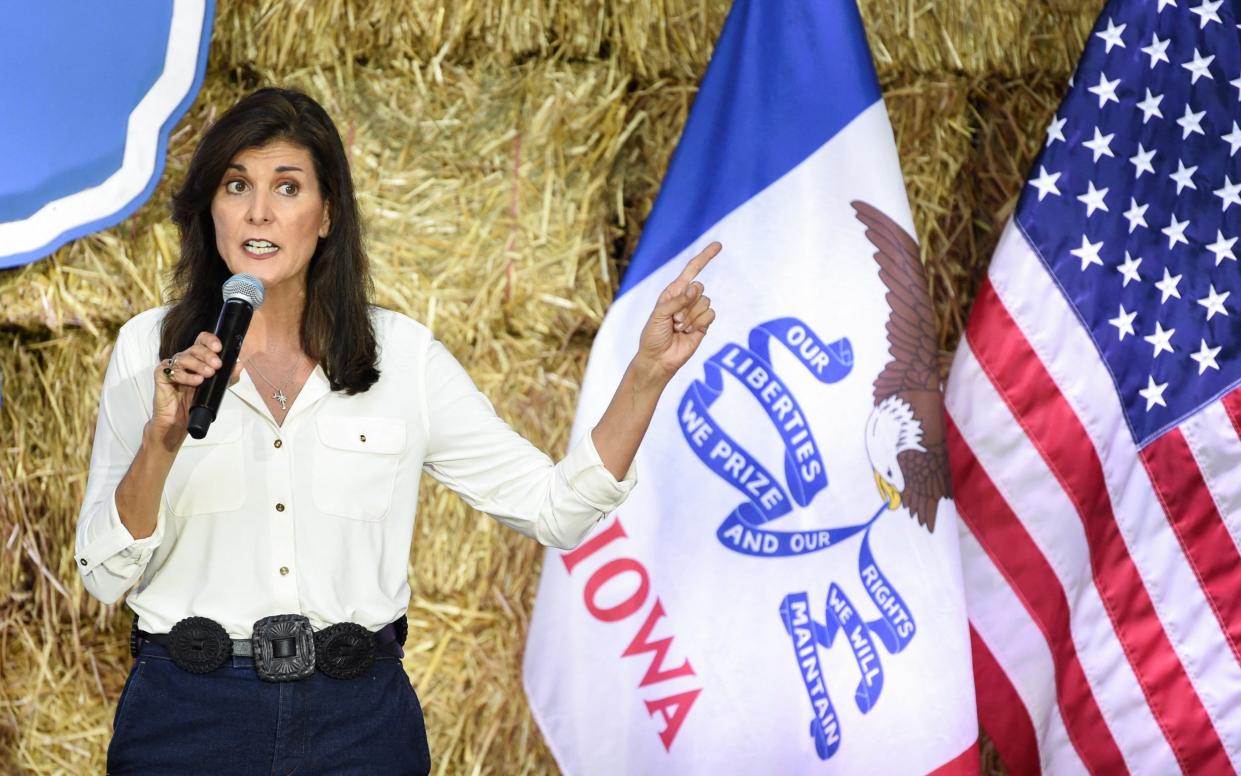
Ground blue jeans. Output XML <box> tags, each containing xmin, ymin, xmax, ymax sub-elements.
<box><xmin>107</xmin><ymin>642</ymin><xmax>431</xmax><ymax>775</ymax></box>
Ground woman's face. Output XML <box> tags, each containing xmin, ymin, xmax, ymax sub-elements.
<box><xmin>211</xmin><ymin>140</ymin><xmax>330</xmax><ymax>296</ymax></box>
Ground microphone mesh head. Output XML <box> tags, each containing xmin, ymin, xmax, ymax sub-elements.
<box><xmin>222</xmin><ymin>273</ymin><xmax>265</xmax><ymax>308</ymax></box>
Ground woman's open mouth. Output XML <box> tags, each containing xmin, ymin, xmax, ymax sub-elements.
<box><xmin>242</xmin><ymin>239</ymin><xmax>280</xmax><ymax>259</ymax></box>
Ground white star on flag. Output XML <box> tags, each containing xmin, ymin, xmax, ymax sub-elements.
<box><xmin>1096</xmin><ymin>18</ymin><xmax>1127</xmax><ymax>52</ymax></box>
<box><xmin>1123</xmin><ymin>198</ymin><xmax>1148</xmax><ymax>232</ymax></box>
<box><xmin>1136</xmin><ymin>89</ymin><xmax>1164</xmax><ymax>122</ymax></box>
<box><xmin>1142</xmin><ymin>33</ymin><xmax>1171</xmax><ymax>67</ymax></box>
<box><xmin>1028</xmin><ymin>166</ymin><xmax>1062</xmax><ymax>200</ymax></box>
<box><xmin>1213</xmin><ymin>176</ymin><xmax>1241</xmax><ymax>211</ymax></box>
<box><xmin>1190</xmin><ymin>339</ymin><xmax>1222</xmax><ymax>373</ymax></box>
<box><xmin>1045</xmin><ymin>115</ymin><xmax>1067</xmax><ymax>147</ymax></box>
<box><xmin>1162</xmin><ymin>214</ymin><xmax>1190</xmax><ymax>248</ymax></box>
<box><xmin>1089</xmin><ymin>73</ymin><xmax>1121</xmax><ymax>107</ymax></box>
<box><xmin>1206</xmin><ymin>229</ymin><xmax>1237</xmax><ymax>264</ymax></box>
<box><xmin>1182</xmin><ymin>48</ymin><xmax>1215</xmax><ymax>83</ymax></box>
<box><xmin>1109</xmin><ymin>304</ymin><xmax>1138</xmax><ymax>339</ymax></box>
<box><xmin>1190</xmin><ymin>0</ymin><xmax>1224</xmax><ymax>28</ymax></box>
<box><xmin>1130</xmin><ymin>143</ymin><xmax>1157</xmax><ymax>176</ymax></box>
<box><xmin>1157</xmin><ymin>0</ymin><xmax>1178</xmax><ymax>11</ymax></box>
<box><xmin>1078</xmin><ymin>181</ymin><xmax>1110</xmax><ymax>216</ymax></box>
<box><xmin>1223</xmin><ymin>122</ymin><xmax>1241</xmax><ymax>155</ymax></box>
<box><xmin>1155</xmin><ymin>267</ymin><xmax>1183</xmax><ymax>302</ymax></box>
<box><xmin>1170</xmin><ymin>160</ymin><xmax>1198</xmax><ymax>193</ymax></box>
<box><xmin>1198</xmin><ymin>284</ymin><xmax>1230</xmax><ymax>318</ymax></box>
<box><xmin>1138</xmin><ymin>375</ymin><xmax>1169</xmax><ymax>410</ymax></box>
<box><xmin>1117</xmin><ymin>251</ymin><xmax>1143</xmax><ymax>285</ymax></box>
<box><xmin>1071</xmin><ymin>235</ymin><xmax>1105</xmax><ymax>270</ymax></box>
<box><xmin>1144</xmin><ymin>321</ymin><xmax>1177</xmax><ymax>357</ymax></box>
<box><xmin>1177</xmin><ymin>104</ymin><xmax>1207</xmax><ymax>138</ymax></box>
<box><xmin>1083</xmin><ymin>127</ymin><xmax>1116</xmax><ymax>161</ymax></box>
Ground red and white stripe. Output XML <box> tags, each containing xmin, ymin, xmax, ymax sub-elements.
<box><xmin>945</xmin><ymin>223</ymin><xmax>1241</xmax><ymax>774</ymax></box>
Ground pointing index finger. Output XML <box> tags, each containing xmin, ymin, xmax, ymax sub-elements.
<box><xmin>677</xmin><ymin>241</ymin><xmax>722</xmax><ymax>284</ymax></box>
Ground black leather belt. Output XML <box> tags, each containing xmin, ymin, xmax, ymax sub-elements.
<box><xmin>132</xmin><ymin>613</ymin><xmax>408</xmax><ymax>682</ymax></box>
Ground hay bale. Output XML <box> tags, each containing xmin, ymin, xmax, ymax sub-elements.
<box><xmin>859</xmin><ymin>0</ymin><xmax>1101</xmax><ymax>78</ymax></box>
<box><xmin>884</xmin><ymin>77</ymin><xmax>975</xmax><ymax>349</ymax></box>
<box><xmin>0</xmin><ymin>329</ymin><xmax>120</xmax><ymax>772</ymax></box>
<box><xmin>210</xmin><ymin>0</ymin><xmax>731</xmax><ymax>82</ymax></box>
<box><xmin>942</xmin><ymin>72</ymin><xmax>1071</xmax><ymax>344</ymax></box>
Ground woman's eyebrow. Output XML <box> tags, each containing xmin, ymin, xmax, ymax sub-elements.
<box><xmin>223</xmin><ymin>164</ymin><xmax>304</xmax><ymax>172</ymax></box>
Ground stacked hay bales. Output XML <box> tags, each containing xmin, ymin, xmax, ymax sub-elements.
<box><xmin>0</xmin><ymin>0</ymin><xmax>1101</xmax><ymax>771</ymax></box>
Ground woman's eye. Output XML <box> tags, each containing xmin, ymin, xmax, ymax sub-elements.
<box><xmin>278</xmin><ymin>182</ymin><xmax>299</xmax><ymax>196</ymax></box>
<box><xmin>224</xmin><ymin>180</ymin><xmax>246</xmax><ymax>194</ymax></box>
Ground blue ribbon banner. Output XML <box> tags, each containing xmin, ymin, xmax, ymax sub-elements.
<box><xmin>681</xmin><ymin>316</ymin><xmax>921</xmax><ymax>760</ymax></box>
<box><xmin>859</xmin><ymin>530</ymin><xmax>917</xmax><ymax>653</ymax></box>
<box><xmin>817</xmin><ymin>583</ymin><xmax>884</xmax><ymax>713</ymax></box>
<box><xmin>779</xmin><ymin>592</ymin><xmax>841</xmax><ymax>760</ymax></box>
<box><xmin>777</xmin><ymin>517</ymin><xmax>920</xmax><ymax>761</ymax></box>
<box><xmin>678</xmin><ymin>318</ymin><xmax>855</xmax><ymax>557</ymax></box>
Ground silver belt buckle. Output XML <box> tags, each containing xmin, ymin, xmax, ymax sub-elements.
<box><xmin>252</xmin><ymin>614</ymin><xmax>315</xmax><ymax>682</ymax></box>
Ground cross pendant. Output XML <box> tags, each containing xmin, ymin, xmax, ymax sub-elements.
<box><xmin>272</xmin><ymin>389</ymin><xmax>288</xmax><ymax>411</ymax></box>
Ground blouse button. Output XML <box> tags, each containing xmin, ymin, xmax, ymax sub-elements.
<box><xmin>79</xmin><ymin>558</ymin><xmax>87</xmax><ymax>566</ymax></box>
<box><xmin>359</xmin><ymin>434</ymin><xmax>367</xmax><ymax>443</ymax></box>
<box><xmin>275</xmin><ymin>503</ymin><xmax>286</xmax><ymax>513</ymax></box>
<box><xmin>279</xmin><ymin>566</ymin><xmax>289</xmax><ymax>576</ymax></box>
<box><xmin>274</xmin><ymin>439</ymin><xmax>283</xmax><ymax>449</ymax></box>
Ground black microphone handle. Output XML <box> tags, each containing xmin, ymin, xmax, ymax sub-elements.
<box><xmin>186</xmin><ymin>298</ymin><xmax>254</xmax><ymax>439</ymax></box>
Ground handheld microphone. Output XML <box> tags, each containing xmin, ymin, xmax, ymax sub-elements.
<box><xmin>186</xmin><ymin>273</ymin><xmax>265</xmax><ymax>439</ymax></box>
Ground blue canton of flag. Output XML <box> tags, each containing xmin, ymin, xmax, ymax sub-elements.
<box><xmin>1018</xmin><ymin>0</ymin><xmax>1241</xmax><ymax>445</ymax></box>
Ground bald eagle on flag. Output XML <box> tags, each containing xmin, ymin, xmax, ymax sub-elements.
<box><xmin>855</xmin><ymin>201</ymin><xmax>950</xmax><ymax>531</ymax></box>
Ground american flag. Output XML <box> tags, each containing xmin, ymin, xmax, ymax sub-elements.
<box><xmin>945</xmin><ymin>0</ymin><xmax>1241</xmax><ymax>773</ymax></box>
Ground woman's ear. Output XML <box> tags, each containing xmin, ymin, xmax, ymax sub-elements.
<box><xmin>319</xmin><ymin>200</ymin><xmax>331</xmax><ymax>238</ymax></box>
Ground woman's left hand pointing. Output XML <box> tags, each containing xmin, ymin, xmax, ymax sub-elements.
<box><xmin>635</xmin><ymin>241</ymin><xmax>721</xmax><ymax>379</ymax></box>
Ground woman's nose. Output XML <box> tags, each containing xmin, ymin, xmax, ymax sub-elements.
<box><xmin>245</xmin><ymin>192</ymin><xmax>273</xmax><ymax>224</ymax></box>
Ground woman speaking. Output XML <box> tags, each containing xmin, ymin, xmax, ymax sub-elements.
<box><xmin>74</xmin><ymin>88</ymin><xmax>719</xmax><ymax>774</ymax></box>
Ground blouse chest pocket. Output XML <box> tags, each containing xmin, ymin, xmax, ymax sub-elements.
<box><xmin>311</xmin><ymin>416</ymin><xmax>406</xmax><ymax>521</ymax></box>
<box><xmin>165</xmin><ymin>417</ymin><xmax>245</xmax><ymax>516</ymax></box>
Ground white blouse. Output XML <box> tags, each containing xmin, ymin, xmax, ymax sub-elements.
<box><xmin>75</xmin><ymin>306</ymin><xmax>636</xmax><ymax>638</ymax></box>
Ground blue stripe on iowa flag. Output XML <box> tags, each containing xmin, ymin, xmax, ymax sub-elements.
<box><xmin>618</xmin><ymin>0</ymin><xmax>882</xmax><ymax>296</ymax></box>
<box><xmin>0</xmin><ymin>1</ymin><xmax>214</xmax><ymax>269</ymax></box>
<box><xmin>1015</xmin><ymin>0</ymin><xmax>1241</xmax><ymax>447</ymax></box>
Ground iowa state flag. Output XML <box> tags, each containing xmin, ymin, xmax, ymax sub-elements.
<box><xmin>524</xmin><ymin>1</ymin><xmax>978</xmax><ymax>772</ymax></box>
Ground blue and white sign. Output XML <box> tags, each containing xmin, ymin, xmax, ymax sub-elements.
<box><xmin>525</xmin><ymin>0</ymin><xmax>979</xmax><ymax>773</ymax></box>
<box><xmin>0</xmin><ymin>1</ymin><xmax>214</xmax><ymax>269</ymax></box>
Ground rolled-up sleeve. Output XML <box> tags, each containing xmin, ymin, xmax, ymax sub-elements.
<box><xmin>75</xmin><ymin>323</ymin><xmax>166</xmax><ymax>604</ymax></box>
<box><xmin>558</xmin><ymin>429</ymin><xmax>638</xmax><ymax>511</ymax></box>
<box><xmin>420</xmin><ymin>339</ymin><xmax>637</xmax><ymax>550</ymax></box>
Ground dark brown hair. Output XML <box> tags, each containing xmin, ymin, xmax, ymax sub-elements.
<box><xmin>160</xmin><ymin>87</ymin><xmax>379</xmax><ymax>394</ymax></box>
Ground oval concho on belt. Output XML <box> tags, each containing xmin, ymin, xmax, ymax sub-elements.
<box><xmin>394</xmin><ymin>614</ymin><xmax>408</xmax><ymax>647</ymax></box>
<box><xmin>252</xmin><ymin>614</ymin><xmax>316</xmax><ymax>682</ymax></box>
<box><xmin>314</xmin><ymin>622</ymin><xmax>375</xmax><ymax>679</ymax></box>
<box><xmin>168</xmin><ymin>616</ymin><xmax>231</xmax><ymax>674</ymax></box>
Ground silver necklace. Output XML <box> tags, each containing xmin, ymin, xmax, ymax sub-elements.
<box><xmin>245</xmin><ymin>354</ymin><xmax>302</xmax><ymax>411</ymax></box>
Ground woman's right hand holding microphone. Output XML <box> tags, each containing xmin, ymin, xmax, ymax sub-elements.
<box><xmin>148</xmin><ymin>332</ymin><xmax>241</xmax><ymax>449</ymax></box>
